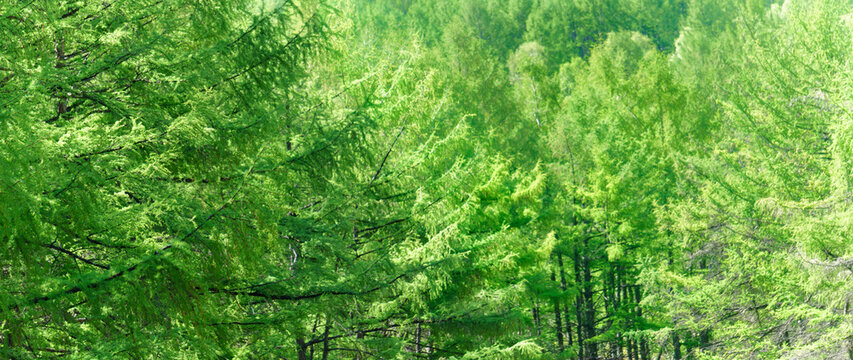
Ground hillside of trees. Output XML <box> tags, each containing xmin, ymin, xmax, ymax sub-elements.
<box><xmin>2</xmin><ymin>0</ymin><xmax>852</xmax><ymax>359</ymax></box>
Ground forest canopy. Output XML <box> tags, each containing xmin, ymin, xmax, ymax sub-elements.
<box><xmin>1</xmin><ymin>0</ymin><xmax>852</xmax><ymax>359</ymax></box>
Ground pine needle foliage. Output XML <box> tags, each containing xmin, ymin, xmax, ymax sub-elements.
<box><xmin>4</xmin><ymin>0</ymin><xmax>853</xmax><ymax>359</ymax></box>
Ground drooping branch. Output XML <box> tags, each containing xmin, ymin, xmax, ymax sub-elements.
<box><xmin>22</xmin><ymin>159</ymin><xmax>258</xmax><ymax>306</ymax></box>
<box><xmin>209</xmin><ymin>273</ymin><xmax>408</xmax><ymax>302</ymax></box>
<box><xmin>41</xmin><ymin>242</ymin><xmax>110</xmax><ymax>270</ymax></box>
<box><xmin>369</xmin><ymin>126</ymin><xmax>405</xmax><ymax>186</ymax></box>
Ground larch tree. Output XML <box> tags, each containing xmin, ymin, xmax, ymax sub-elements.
<box><xmin>0</xmin><ymin>0</ymin><xmax>419</xmax><ymax>358</ymax></box>
<box><xmin>5</xmin><ymin>0</ymin><xmax>853</xmax><ymax>359</ymax></box>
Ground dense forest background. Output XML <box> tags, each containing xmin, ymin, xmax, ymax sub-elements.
<box><xmin>2</xmin><ymin>0</ymin><xmax>853</xmax><ymax>359</ymax></box>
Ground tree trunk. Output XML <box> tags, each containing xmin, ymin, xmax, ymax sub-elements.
<box><xmin>574</xmin><ymin>245</ymin><xmax>586</xmax><ymax>360</ymax></box>
<box><xmin>297</xmin><ymin>338</ymin><xmax>309</xmax><ymax>360</ymax></box>
<box><xmin>415</xmin><ymin>322</ymin><xmax>422</xmax><ymax>355</ymax></box>
<box><xmin>673</xmin><ymin>333</ymin><xmax>682</xmax><ymax>360</ymax></box>
<box><xmin>628</xmin><ymin>339</ymin><xmax>637</xmax><ymax>360</ymax></box>
<box><xmin>618</xmin><ymin>271</ymin><xmax>625</xmax><ymax>360</ymax></box>
<box><xmin>605</xmin><ymin>265</ymin><xmax>616</xmax><ymax>360</ymax></box>
<box><xmin>321</xmin><ymin>317</ymin><xmax>331</xmax><ymax>360</ymax></box>
<box><xmin>634</xmin><ymin>285</ymin><xmax>650</xmax><ymax>360</ymax></box>
<box><xmin>583</xmin><ymin>243</ymin><xmax>597</xmax><ymax>359</ymax></box>
<box><xmin>54</xmin><ymin>33</ymin><xmax>68</xmax><ymax>119</ymax></box>
<box><xmin>533</xmin><ymin>300</ymin><xmax>542</xmax><ymax>336</ymax></box>
<box><xmin>552</xmin><ymin>269</ymin><xmax>565</xmax><ymax>353</ymax></box>
<box><xmin>558</xmin><ymin>252</ymin><xmax>573</xmax><ymax>348</ymax></box>
<box><xmin>848</xmin><ymin>336</ymin><xmax>853</xmax><ymax>360</ymax></box>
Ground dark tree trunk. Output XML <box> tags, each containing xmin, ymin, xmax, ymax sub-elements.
<box><xmin>582</xmin><ymin>242</ymin><xmax>597</xmax><ymax>359</ymax></box>
<box><xmin>558</xmin><ymin>252</ymin><xmax>573</xmax><ymax>348</ymax></box>
<box><xmin>533</xmin><ymin>300</ymin><xmax>542</xmax><ymax>336</ymax></box>
<box><xmin>574</xmin><ymin>245</ymin><xmax>586</xmax><ymax>360</ymax></box>
<box><xmin>616</xmin><ymin>266</ymin><xmax>624</xmax><ymax>360</ymax></box>
<box><xmin>604</xmin><ymin>265</ymin><xmax>616</xmax><ymax>360</ymax></box>
<box><xmin>321</xmin><ymin>317</ymin><xmax>331</xmax><ymax>360</ymax></box>
<box><xmin>54</xmin><ymin>33</ymin><xmax>68</xmax><ymax>119</ymax></box>
<box><xmin>628</xmin><ymin>339</ymin><xmax>636</xmax><ymax>360</ymax></box>
<box><xmin>297</xmin><ymin>338</ymin><xmax>309</xmax><ymax>360</ymax></box>
<box><xmin>634</xmin><ymin>285</ymin><xmax>650</xmax><ymax>360</ymax></box>
<box><xmin>565</xmin><ymin>306</ymin><xmax>574</xmax><ymax>348</ymax></box>
<box><xmin>848</xmin><ymin>336</ymin><xmax>853</xmax><ymax>360</ymax></box>
<box><xmin>673</xmin><ymin>333</ymin><xmax>682</xmax><ymax>360</ymax></box>
<box><xmin>552</xmin><ymin>269</ymin><xmax>565</xmax><ymax>352</ymax></box>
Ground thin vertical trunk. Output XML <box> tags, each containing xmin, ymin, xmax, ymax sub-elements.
<box><xmin>533</xmin><ymin>300</ymin><xmax>542</xmax><ymax>336</ymax></box>
<box><xmin>848</xmin><ymin>336</ymin><xmax>853</xmax><ymax>360</ymax></box>
<box><xmin>297</xmin><ymin>338</ymin><xmax>309</xmax><ymax>360</ymax></box>
<box><xmin>628</xmin><ymin>339</ymin><xmax>636</xmax><ymax>360</ymax></box>
<box><xmin>574</xmin><ymin>244</ymin><xmax>585</xmax><ymax>360</ymax></box>
<box><xmin>583</xmin><ymin>241</ymin><xmax>597</xmax><ymax>359</ymax></box>
<box><xmin>617</xmin><ymin>267</ymin><xmax>624</xmax><ymax>360</ymax></box>
<box><xmin>634</xmin><ymin>285</ymin><xmax>649</xmax><ymax>360</ymax></box>
<box><xmin>565</xmin><ymin>307</ymin><xmax>574</xmax><ymax>348</ymax></box>
<box><xmin>673</xmin><ymin>333</ymin><xmax>682</xmax><ymax>360</ymax></box>
<box><xmin>604</xmin><ymin>268</ymin><xmax>613</xmax><ymax>359</ymax></box>
<box><xmin>552</xmin><ymin>269</ymin><xmax>565</xmax><ymax>352</ymax></box>
<box><xmin>54</xmin><ymin>33</ymin><xmax>68</xmax><ymax>119</ymax></box>
<box><xmin>426</xmin><ymin>329</ymin><xmax>434</xmax><ymax>356</ymax></box>
<box><xmin>321</xmin><ymin>317</ymin><xmax>331</xmax><ymax>360</ymax></box>
<box><xmin>415</xmin><ymin>322</ymin><xmax>422</xmax><ymax>355</ymax></box>
<box><xmin>619</xmin><ymin>265</ymin><xmax>629</xmax><ymax>360</ymax></box>
<box><xmin>626</xmin><ymin>272</ymin><xmax>635</xmax><ymax>360</ymax></box>
<box><xmin>309</xmin><ymin>317</ymin><xmax>320</xmax><ymax>360</ymax></box>
<box><xmin>847</xmin><ymin>299</ymin><xmax>853</xmax><ymax>360</ymax></box>
<box><xmin>558</xmin><ymin>252</ymin><xmax>573</xmax><ymax>348</ymax></box>
<box><xmin>355</xmin><ymin>327</ymin><xmax>365</xmax><ymax>360</ymax></box>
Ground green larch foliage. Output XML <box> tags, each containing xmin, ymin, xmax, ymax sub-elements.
<box><xmin>4</xmin><ymin>0</ymin><xmax>853</xmax><ymax>359</ymax></box>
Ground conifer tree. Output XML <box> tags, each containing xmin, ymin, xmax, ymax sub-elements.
<box><xmin>0</xmin><ymin>1</ymin><xmax>416</xmax><ymax>358</ymax></box>
<box><xmin>6</xmin><ymin>0</ymin><xmax>853</xmax><ymax>359</ymax></box>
